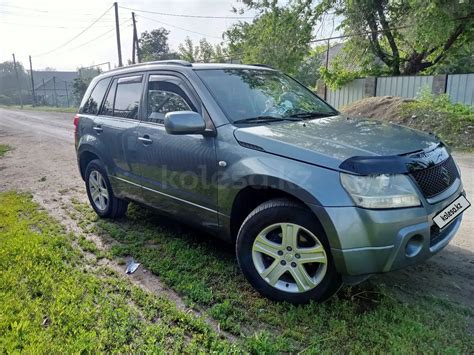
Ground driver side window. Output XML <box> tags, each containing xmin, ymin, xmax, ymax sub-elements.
<box><xmin>147</xmin><ymin>80</ymin><xmax>196</xmax><ymax>124</ymax></box>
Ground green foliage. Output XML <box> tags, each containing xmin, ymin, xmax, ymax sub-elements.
<box><xmin>225</xmin><ymin>1</ymin><xmax>316</xmax><ymax>75</ymax></box>
<box><xmin>414</xmin><ymin>87</ymin><xmax>473</xmax><ymax>118</ymax></box>
<box><xmin>139</xmin><ymin>28</ymin><xmax>179</xmax><ymax>62</ymax></box>
<box><xmin>293</xmin><ymin>46</ymin><xmax>323</xmax><ymax>88</ymax></box>
<box><xmin>315</xmin><ymin>0</ymin><xmax>474</xmax><ymax>76</ymax></box>
<box><xmin>69</xmin><ymin>200</ymin><xmax>474</xmax><ymax>353</ymax></box>
<box><xmin>0</xmin><ymin>192</ymin><xmax>234</xmax><ymax>352</ymax></box>
<box><xmin>71</xmin><ymin>77</ymin><xmax>89</xmax><ymax>106</ymax></box>
<box><xmin>0</xmin><ymin>94</ymin><xmax>13</xmax><ymax>105</ymax></box>
<box><xmin>0</xmin><ymin>61</ymin><xmax>30</xmax><ymax>105</ymax></box>
<box><xmin>399</xmin><ymin>88</ymin><xmax>474</xmax><ymax>150</ymax></box>
<box><xmin>319</xmin><ymin>59</ymin><xmax>360</xmax><ymax>89</ymax></box>
<box><xmin>0</xmin><ymin>144</ymin><xmax>11</xmax><ymax>157</ymax></box>
<box><xmin>178</xmin><ymin>37</ymin><xmax>226</xmax><ymax>63</ymax></box>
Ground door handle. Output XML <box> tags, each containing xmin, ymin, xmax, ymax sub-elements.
<box><xmin>93</xmin><ymin>125</ymin><xmax>103</xmax><ymax>133</ymax></box>
<box><xmin>138</xmin><ymin>135</ymin><xmax>153</xmax><ymax>144</ymax></box>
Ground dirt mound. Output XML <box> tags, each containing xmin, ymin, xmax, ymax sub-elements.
<box><xmin>341</xmin><ymin>96</ymin><xmax>413</xmax><ymax>123</ymax></box>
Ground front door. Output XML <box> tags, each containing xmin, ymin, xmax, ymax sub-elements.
<box><xmin>135</xmin><ymin>73</ymin><xmax>219</xmax><ymax>232</ymax></box>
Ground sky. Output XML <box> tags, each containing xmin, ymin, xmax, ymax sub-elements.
<box><xmin>0</xmin><ymin>0</ymin><xmax>340</xmax><ymax>72</ymax></box>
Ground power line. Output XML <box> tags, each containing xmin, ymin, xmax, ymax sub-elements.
<box><xmin>119</xmin><ymin>5</ymin><xmax>254</xmax><ymax>19</ymax></box>
<box><xmin>138</xmin><ymin>14</ymin><xmax>224</xmax><ymax>40</ymax></box>
<box><xmin>0</xmin><ymin>21</ymin><xmax>112</xmax><ymax>29</ymax></box>
<box><xmin>0</xmin><ymin>9</ymin><xmax>115</xmax><ymax>21</ymax></box>
<box><xmin>0</xmin><ymin>4</ymin><xmax>48</xmax><ymax>13</ymax></box>
<box><xmin>33</xmin><ymin>5</ymin><xmax>114</xmax><ymax>58</ymax></box>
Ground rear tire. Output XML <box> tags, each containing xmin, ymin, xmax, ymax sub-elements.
<box><xmin>236</xmin><ymin>198</ymin><xmax>341</xmax><ymax>304</ymax></box>
<box><xmin>85</xmin><ymin>159</ymin><xmax>128</xmax><ymax>219</ymax></box>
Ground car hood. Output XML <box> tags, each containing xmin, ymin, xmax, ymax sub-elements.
<box><xmin>233</xmin><ymin>115</ymin><xmax>440</xmax><ymax>171</ymax></box>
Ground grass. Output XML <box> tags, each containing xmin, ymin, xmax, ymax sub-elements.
<box><xmin>0</xmin><ymin>192</ymin><xmax>236</xmax><ymax>353</ymax></box>
<box><xmin>0</xmin><ymin>144</ymin><xmax>11</xmax><ymax>157</ymax></box>
<box><xmin>69</xmin><ymin>200</ymin><xmax>474</xmax><ymax>353</ymax></box>
<box><xmin>0</xmin><ymin>104</ymin><xmax>77</xmax><ymax>113</ymax></box>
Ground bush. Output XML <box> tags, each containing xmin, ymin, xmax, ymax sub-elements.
<box><xmin>0</xmin><ymin>94</ymin><xmax>13</xmax><ymax>105</ymax></box>
<box><xmin>412</xmin><ymin>87</ymin><xmax>473</xmax><ymax>119</ymax></box>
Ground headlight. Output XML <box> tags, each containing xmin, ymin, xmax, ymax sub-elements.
<box><xmin>340</xmin><ymin>173</ymin><xmax>421</xmax><ymax>209</ymax></box>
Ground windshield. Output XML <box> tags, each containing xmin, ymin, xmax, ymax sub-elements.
<box><xmin>195</xmin><ymin>69</ymin><xmax>337</xmax><ymax>123</ymax></box>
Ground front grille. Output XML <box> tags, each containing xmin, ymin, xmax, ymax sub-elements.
<box><xmin>410</xmin><ymin>157</ymin><xmax>459</xmax><ymax>198</ymax></box>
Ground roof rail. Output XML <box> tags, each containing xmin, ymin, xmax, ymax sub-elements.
<box><xmin>106</xmin><ymin>59</ymin><xmax>192</xmax><ymax>73</ymax></box>
<box><xmin>249</xmin><ymin>64</ymin><xmax>274</xmax><ymax>69</ymax></box>
<box><xmin>146</xmin><ymin>60</ymin><xmax>192</xmax><ymax>67</ymax></box>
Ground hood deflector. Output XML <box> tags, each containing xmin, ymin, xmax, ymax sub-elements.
<box><xmin>339</xmin><ymin>144</ymin><xmax>450</xmax><ymax>175</ymax></box>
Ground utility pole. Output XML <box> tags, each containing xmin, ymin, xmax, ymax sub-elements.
<box><xmin>132</xmin><ymin>12</ymin><xmax>140</xmax><ymax>63</ymax></box>
<box><xmin>29</xmin><ymin>55</ymin><xmax>36</xmax><ymax>106</ymax></box>
<box><xmin>114</xmin><ymin>2</ymin><xmax>123</xmax><ymax>67</ymax></box>
<box><xmin>324</xmin><ymin>39</ymin><xmax>330</xmax><ymax>100</ymax></box>
<box><xmin>12</xmin><ymin>53</ymin><xmax>23</xmax><ymax>108</ymax></box>
<box><xmin>131</xmin><ymin>16</ymin><xmax>136</xmax><ymax>64</ymax></box>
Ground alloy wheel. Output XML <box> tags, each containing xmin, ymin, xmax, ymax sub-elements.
<box><xmin>88</xmin><ymin>170</ymin><xmax>109</xmax><ymax>211</ymax></box>
<box><xmin>252</xmin><ymin>223</ymin><xmax>328</xmax><ymax>293</ymax></box>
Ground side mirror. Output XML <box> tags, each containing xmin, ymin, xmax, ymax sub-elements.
<box><xmin>164</xmin><ymin>111</ymin><xmax>206</xmax><ymax>135</ymax></box>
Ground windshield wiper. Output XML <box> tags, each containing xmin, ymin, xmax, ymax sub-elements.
<box><xmin>233</xmin><ymin>115</ymin><xmax>305</xmax><ymax>125</ymax></box>
<box><xmin>288</xmin><ymin>111</ymin><xmax>338</xmax><ymax>119</ymax></box>
<box><xmin>233</xmin><ymin>116</ymin><xmax>286</xmax><ymax>124</ymax></box>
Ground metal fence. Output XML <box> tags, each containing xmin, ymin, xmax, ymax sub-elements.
<box><xmin>326</xmin><ymin>78</ymin><xmax>365</xmax><ymax>109</ymax></box>
<box><xmin>376</xmin><ymin>75</ymin><xmax>433</xmax><ymax>98</ymax></box>
<box><xmin>446</xmin><ymin>74</ymin><xmax>474</xmax><ymax>106</ymax></box>
<box><xmin>324</xmin><ymin>73</ymin><xmax>474</xmax><ymax>109</ymax></box>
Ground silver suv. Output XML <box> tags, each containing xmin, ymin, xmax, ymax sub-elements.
<box><xmin>75</xmin><ymin>60</ymin><xmax>469</xmax><ymax>304</ymax></box>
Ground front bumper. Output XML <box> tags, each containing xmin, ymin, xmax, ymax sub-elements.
<box><xmin>310</xmin><ymin>181</ymin><xmax>466</xmax><ymax>276</ymax></box>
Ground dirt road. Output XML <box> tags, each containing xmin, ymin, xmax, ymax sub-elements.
<box><xmin>0</xmin><ymin>107</ymin><xmax>473</xmax><ymax>309</ymax></box>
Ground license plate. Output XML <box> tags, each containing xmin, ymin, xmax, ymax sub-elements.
<box><xmin>433</xmin><ymin>195</ymin><xmax>470</xmax><ymax>229</ymax></box>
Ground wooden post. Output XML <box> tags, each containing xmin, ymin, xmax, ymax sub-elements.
<box><xmin>12</xmin><ymin>53</ymin><xmax>23</xmax><ymax>108</ymax></box>
<box><xmin>29</xmin><ymin>55</ymin><xmax>36</xmax><ymax>106</ymax></box>
<box><xmin>114</xmin><ymin>2</ymin><xmax>123</xmax><ymax>67</ymax></box>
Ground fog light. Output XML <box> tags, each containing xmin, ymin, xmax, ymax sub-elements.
<box><xmin>405</xmin><ymin>234</ymin><xmax>423</xmax><ymax>257</ymax></box>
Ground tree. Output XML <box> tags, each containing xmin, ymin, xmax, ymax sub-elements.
<box><xmin>315</xmin><ymin>0</ymin><xmax>474</xmax><ymax>75</ymax></box>
<box><xmin>72</xmin><ymin>67</ymin><xmax>102</xmax><ymax>106</ymax></box>
<box><xmin>139</xmin><ymin>28</ymin><xmax>179</xmax><ymax>61</ymax></box>
<box><xmin>225</xmin><ymin>1</ymin><xmax>316</xmax><ymax>75</ymax></box>
<box><xmin>178</xmin><ymin>37</ymin><xmax>196</xmax><ymax>62</ymax></box>
<box><xmin>178</xmin><ymin>37</ymin><xmax>227</xmax><ymax>63</ymax></box>
<box><xmin>0</xmin><ymin>61</ymin><xmax>30</xmax><ymax>104</ymax></box>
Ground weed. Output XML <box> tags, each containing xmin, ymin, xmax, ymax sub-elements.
<box><xmin>0</xmin><ymin>144</ymin><xmax>11</xmax><ymax>157</ymax></box>
<box><xmin>0</xmin><ymin>192</ymin><xmax>235</xmax><ymax>352</ymax></box>
<box><xmin>72</xmin><ymin>202</ymin><xmax>473</xmax><ymax>353</ymax></box>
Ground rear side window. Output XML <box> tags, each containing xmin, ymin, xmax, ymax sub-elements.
<box><xmin>113</xmin><ymin>75</ymin><xmax>143</xmax><ymax>119</ymax></box>
<box><xmin>81</xmin><ymin>78</ymin><xmax>111</xmax><ymax>114</ymax></box>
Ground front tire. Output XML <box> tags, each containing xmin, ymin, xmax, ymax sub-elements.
<box><xmin>236</xmin><ymin>198</ymin><xmax>341</xmax><ymax>304</ymax></box>
<box><xmin>85</xmin><ymin>159</ymin><xmax>128</xmax><ymax>219</ymax></box>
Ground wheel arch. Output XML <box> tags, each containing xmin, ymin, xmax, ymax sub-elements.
<box><xmin>228</xmin><ymin>175</ymin><xmax>325</xmax><ymax>242</ymax></box>
<box><xmin>78</xmin><ymin>146</ymin><xmax>103</xmax><ymax>180</ymax></box>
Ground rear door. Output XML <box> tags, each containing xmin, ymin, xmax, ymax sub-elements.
<box><xmin>94</xmin><ymin>73</ymin><xmax>144</xmax><ymax>199</ymax></box>
<box><xmin>135</xmin><ymin>73</ymin><xmax>219</xmax><ymax>232</ymax></box>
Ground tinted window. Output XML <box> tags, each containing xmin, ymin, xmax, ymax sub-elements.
<box><xmin>196</xmin><ymin>69</ymin><xmax>337</xmax><ymax>123</ymax></box>
<box><xmin>100</xmin><ymin>79</ymin><xmax>117</xmax><ymax>116</ymax></box>
<box><xmin>113</xmin><ymin>76</ymin><xmax>143</xmax><ymax>119</ymax></box>
<box><xmin>81</xmin><ymin>78</ymin><xmax>110</xmax><ymax>114</ymax></box>
<box><xmin>147</xmin><ymin>80</ymin><xmax>196</xmax><ymax>124</ymax></box>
